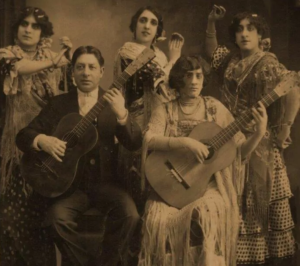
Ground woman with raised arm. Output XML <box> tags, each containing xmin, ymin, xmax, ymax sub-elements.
<box><xmin>0</xmin><ymin>6</ymin><xmax>72</xmax><ymax>265</ymax></box>
<box><xmin>205</xmin><ymin>5</ymin><xmax>300</xmax><ymax>265</ymax></box>
<box><xmin>138</xmin><ymin>55</ymin><xmax>268</xmax><ymax>266</ymax></box>
<box><xmin>114</xmin><ymin>6</ymin><xmax>184</xmax><ymax>211</ymax></box>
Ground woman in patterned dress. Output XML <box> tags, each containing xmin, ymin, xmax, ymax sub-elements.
<box><xmin>0</xmin><ymin>6</ymin><xmax>72</xmax><ymax>265</ymax></box>
<box><xmin>205</xmin><ymin>5</ymin><xmax>300</xmax><ymax>265</ymax></box>
<box><xmin>138</xmin><ymin>55</ymin><xmax>268</xmax><ymax>266</ymax></box>
<box><xmin>114</xmin><ymin>6</ymin><xmax>184</xmax><ymax>211</ymax></box>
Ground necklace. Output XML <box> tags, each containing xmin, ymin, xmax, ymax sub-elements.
<box><xmin>22</xmin><ymin>48</ymin><xmax>37</xmax><ymax>53</ymax></box>
<box><xmin>178</xmin><ymin>98</ymin><xmax>202</xmax><ymax>115</ymax></box>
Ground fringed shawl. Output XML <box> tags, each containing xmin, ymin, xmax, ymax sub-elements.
<box><xmin>139</xmin><ymin>97</ymin><xmax>245</xmax><ymax>266</ymax></box>
<box><xmin>0</xmin><ymin>44</ymin><xmax>65</xmax><ymax>194</ymax></box>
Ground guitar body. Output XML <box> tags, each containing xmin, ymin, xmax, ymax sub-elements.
<box><xmin>145</xmin><ymin>122</ymin><xmax>237</xmax><ymax>209</ymax></box>
<box><xmin>21</xmin><ymin>113</ymin><xmax>98</xmax><ymax>198</ymax></box>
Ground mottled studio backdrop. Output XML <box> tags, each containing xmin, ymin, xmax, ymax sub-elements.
<box><xmin>21</xmin><ymin>0</ymin><xmax>300</xmax><ymax>254</ymax></box>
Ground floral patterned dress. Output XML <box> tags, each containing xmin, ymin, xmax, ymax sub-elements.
<box><xmin>0</xmin><ymin>42</ymin><xmax>69</xmax><ymax>265</ymax></box>
<box><xmin>212</xmin><ymin>46</ymin><xmax>299</xmax><ymax>264</ymax></box>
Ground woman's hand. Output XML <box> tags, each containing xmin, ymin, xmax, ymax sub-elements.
<box><xmin>52</xmin><ymin>36</ymin><xmax>73</xmax><ymax>67</ymax></box>
<box><xmin>168</xmin><ymin>33</ymin><xmax>184</xmax><ymax>64</ymax></box>
<box><xmin>182</xmin><ymin>138</ymin><xmax>209</xmax><ymax>164</ymax></box>
<box><xmin>276</xmin><ymin>125</ymin><xmax>292</xmax><ymax>149</ymax></box>
<box><xmin>251</xmin><ymin>101</ymin><xmax>268</xmax><ymax>136</ymax></box>
<box><xmin>37</xmin><ymin>135</ymin><xmax>66</xmax><ymax>162</ymax></box>
<box><xmin>208</xmin><ymin>5</ymin><xmax>226</xmax><ymax>22</ymax></box>
<box><xmin>103</xmin><ymin>88</ymin><xmax>127</xmax><ymax>120</ymax></box>
<box><xmin>60</xmin><ymin>36</ymin><xmax>73</xmax><ymax>50</ymax></box>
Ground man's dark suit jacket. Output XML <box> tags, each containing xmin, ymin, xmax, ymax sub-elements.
<box><xmin>16</xmin><ymin>88</ymin><xmax>142</xmax><ymax>196</ymax></box>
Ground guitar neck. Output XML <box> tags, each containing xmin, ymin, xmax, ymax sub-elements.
<box><xmin>64</xmin><ymin>47</ymin><xmax>155</xmax><ymax>139</ymax></box>
<box><xmin>73</xmin><ymin>70</ymin><xmax>131</xmax><ymax>137</ymax></box>
<box><xmin>210</xmin><ymin>90</ymin><xmax>281</xmax><ymax>150</ymax></box>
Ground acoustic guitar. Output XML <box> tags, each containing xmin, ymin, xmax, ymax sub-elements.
<box><xmin>145</xmin><ymin>75</ymin><xmax>296</xmax><ymax>209</ymax></box>
<box><xmin>21</xmin><ymin>48</ymin><xmax>155</xmax><ymax>198</ymax></box>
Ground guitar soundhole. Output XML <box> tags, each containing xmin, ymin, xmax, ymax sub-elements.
<box><xmin>63</xmin><ymin>133</ymin><xmax>79</xmax><ymax>149</ymax></box>
<box><xmin>205</xmin><ymin>144</ymin><xmax>215</xmax><ymax>160</ymax></box>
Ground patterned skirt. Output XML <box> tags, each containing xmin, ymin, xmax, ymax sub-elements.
<box><xmin>0</xmin><ymin>167</ymin><xmax>55</xmax><ymax>266</ymax></box>
<box><xmin>237</xmin><ymin>146</ymin><xmax>295</xmax><ymax>264</ymax></box>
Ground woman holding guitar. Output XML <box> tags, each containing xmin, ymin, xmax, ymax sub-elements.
<box><xmin>114</xmin><ymin>6</ymin><xmax>184</xmax><ymax>212</ymax></box>
<box><xmin>138</xmin><ymin>55</ymin><xmax>268</xmax><ymax>266</ymax></box>
<box><xmin>0</xmin><ymin>6</ymin><xmax>72</xmax><ymax>265</ymax></box>
<box><xmin>205</xmin><ymin>6</ymin><xmax>300</xmax><ymax>265</ymax></box>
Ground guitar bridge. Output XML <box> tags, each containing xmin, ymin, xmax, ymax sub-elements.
<box><xmin>165</xmin><ymin>160</ymin><xmax>190</xmax><ymax>189</ymax></box>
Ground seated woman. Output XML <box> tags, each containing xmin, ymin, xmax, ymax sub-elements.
<box><xmin>0</xmin><ymin>6</ymin><xmax>71</xmax><ymax>266</ymax></box>
<box><xmin>138</xmin><ymin>55</ymin><xmax>268</xmax><ymax>266</ymax></box>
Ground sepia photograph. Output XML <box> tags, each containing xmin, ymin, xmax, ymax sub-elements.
<box><xmin>0</xmin><ymin>0</ymin><xmax>300</xmax><ymax>265</ymax></box>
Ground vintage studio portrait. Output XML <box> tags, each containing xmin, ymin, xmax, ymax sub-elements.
<box><xmin>0</xmin><ymin>0</ymin><xmax>300</xmax><ymax>265</ymax></box>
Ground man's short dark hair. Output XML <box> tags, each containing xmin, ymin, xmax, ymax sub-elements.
<box><xmin>71</xmin><ymin>46</ymin><xmax>105</xmax><ymax>67</ymax></box>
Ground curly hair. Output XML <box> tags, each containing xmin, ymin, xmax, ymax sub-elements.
<box><xmin>169</xmin><ymin>55</ymin><xmax>208</xmax><ymax>92</ymax></box>
<box><xmin>129</xmin><ymin>6</ymin><xmax>164</xmax><ymax>39</ymax></box>
<box><xmin>13</xmin><ymin>6</ymin><xmax>54</xmax><ymax>38</ymax></box>
<box><xmin>228</xmin><ymin>12</ymin><xmax>270</xmax><ymax>44</ymax></box>
<box><xmin>71</xmin><ymin>46</ymin><xmax>105</xmax><ymax>67</ymax></box>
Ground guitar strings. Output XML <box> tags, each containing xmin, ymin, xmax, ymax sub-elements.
<box><xmin>40</xmin><ymin>53</ymin><xmax>151</xmax><ymax>170</ymax></box>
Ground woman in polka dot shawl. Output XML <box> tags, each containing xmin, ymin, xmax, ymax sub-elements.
<box><xmin>204</xmin><ymin>5</ymin><xmax>300</xmax><ymax>265</ymax></box>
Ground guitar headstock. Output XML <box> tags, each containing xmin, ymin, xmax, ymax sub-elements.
<box><xmin>274</xmin><ymin>72</ymin><xmax>300</xmax><ymax>97</ymax></box>
<box><xmin>125</xmin><ymin>48</ymin><xmax>156</xmax><ymax>77</ymax></box>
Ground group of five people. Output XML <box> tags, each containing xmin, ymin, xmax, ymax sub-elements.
<box><xmin>0</xmin><ymin>3</ymin><xmax>299</xmax><ymax>266</ymax></box>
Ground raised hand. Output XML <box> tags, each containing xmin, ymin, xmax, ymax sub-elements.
<box><xmin>208</xmin><ymin>5</ymin><xmax>226</xmax><ymax>22</ymax></box>
<box><xmin>37</xmin><ymin>135</ymin><xmax>66</xmax><ymax>162</ymax></box>
<box><xmin>168</xmin><ymin>32</ymin><xmax>184</xmax><ymax>64</ymax></box>
<box><xmin>52</xmin><ymin>36</ymin><xmax>73</xmax><ymax>67</ymax></box>
<box><xmin>60</xmin><ymin>36</ymin><xmax>73</xmax><ymax>51</ymax></box>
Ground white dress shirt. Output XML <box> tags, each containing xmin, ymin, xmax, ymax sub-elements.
<box><xmin>77</xmin><ymin>88</ymin><xmax>99</xmax><ymax>116</ymax></box>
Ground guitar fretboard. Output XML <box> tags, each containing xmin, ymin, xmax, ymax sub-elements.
<box><xmin>209</xmin><ymin>90</ymin><xmax>280</xmax><ymax>150</ymax></box>
<box><xmin>71</xmin><ymin>71</ymin><xmax>131</xmax><ymax>138</ymax></box>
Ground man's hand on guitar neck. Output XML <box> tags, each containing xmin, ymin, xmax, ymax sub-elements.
<box><xmin>103</xmin><ymin>88</ymin><xmax>128</xmax><ymax>123</ymax></box>
<box><xmin>34</xmin><ymin>134</ymin><xmax>66</xmax><ymax>162</ymax></box>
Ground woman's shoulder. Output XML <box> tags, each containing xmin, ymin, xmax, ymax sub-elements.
<box><xmin>203</xmin><ymin>96</ymin><xmax>228</xmax><ymax>114</ymax></box>
<box><xmin>117</xmin><ymin>42</ymin><xmax>146</xmax><ymax>59</ymax></box>
<box><xmin>258</xmin><ymin>52</ymin><xmax>279</xmax><ymax>65</ymax></box>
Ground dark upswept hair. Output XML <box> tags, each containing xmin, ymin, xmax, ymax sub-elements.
<box><xmin>129</xmin><ymin>6</ymin><xmax>164</xmax><ymax>39</ymax></box>
<box><xmin>228</xmin><ymin>12</ymin><xmax>270</xmax><ymax>44</ymax></box>
<box><xmin>13</xmin><ymin>6</ymin><xmax>54</xmax><ymax>38</ymax></box>
<box><xmin>71</xmin><ymin>46</ymin><xmax>105</xmax><ymax>67</ymax></box>
<box><xmin>169</xmin><ymin>55</ymin><xmax>208</xmax><ymax>92</ymax></box>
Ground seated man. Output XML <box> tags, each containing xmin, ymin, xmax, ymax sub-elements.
<box><xmin>16</xmin><ymin>46</ymin><xmax>142</xmax><ymax>266</ymax></box>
